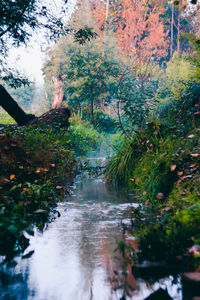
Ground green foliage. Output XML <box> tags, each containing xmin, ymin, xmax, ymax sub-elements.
<box><xmin>74</xmin><ymin>26</ymin><xmax>98</xmax><ymax>44</ymax></box>
<box><xmin>0</xmin><ymin>124</ymin><xmax>77</xmax><ymax>262</ymax></box>
<box><xmin>118</xmin><ymin>70</ymin><xmax>158</xmax><ymax>131</ymax></box>
<box><xmin>165</xmin><ymin>52</ymin><xmax>195</xmax><ymax>98</ymax></box>
<box><xmin>0</xmin><ymin>1</ymin><xmax>70</xmax><ymax>86</ymax></box>
<box><xmin>181</xmin><ymin>33</ymin><xmax>200</xmax><ymax>81</ymax></box>
<box><xmin>169</xmin><ymin>173</ymin><xmax>200</xmax><ymax>211</ymax></box>
<box><xmin>133</xmin><ymin>129</ymin><xmax>199</xmax><ymax>202</ymax></box>
<box><xmin>106</xmin><ymin>117</ymin><xmax>199</xmax><ymax>203</ymax></box>
<box><xmin>0</xmin><ymin>1</ymin><xmax>69</xmax><ymax>51</ymax></box>
<box><xmin>132</xmin><ymin>137</ymin><xmax>178</xmax><ymax>202</ymax></box>
<box><xmin>138</xmin><ymin>206</ymin><xmax>200</xmax><ymax>265</ymax></box>
<box><xmin>82</xmin><ymin>108</ymin><xmax>118</xmax><ymax>133</ymax></box>
<box><xmin>105</xmin><ymin>122</ymin><xmax>169</xmax><ymax>187</ymax></box>
<box><xmin>0</xmin><ymin>110</ymin><xmax>16</xmax><ymax>124</ymax></box>
<box><xmin>159</xmin><ymin>81</ymin><xmax>200</xmax><ymax>132</ymax></box>
<box><xmin>105</xmin><ymin>137</ymin><xmax>136</xmax><ymax>186</ymax></box>
<box><xmin>105</xmin><ymin>131</ymin><xmax>126</xmax><ymax>152</ymax></box>
<box><xmin>0</xmin><ymin>110</ymin><xmax>105</xmax><ymax>261</ymax></box>
<box><xmin>105</xmin><ymin>78</ymin><xmax>200</xmax><ymax>269</ymax></box>
<box><xmin>68</xmin><ymin>120</ymin><xmax>102</xmax><ymax>155</ymax></box>
<box><xmin>0</xmin><ymin>81</ymin><xmax>37</xmax><ymax>108</ymax></box>
<box><xmin>44</xmin><ymin>36</ymin><xmax>122</xmax><ymax>121</ymax></box>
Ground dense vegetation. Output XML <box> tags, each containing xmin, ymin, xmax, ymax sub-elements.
<box><xmin>0</xmin><ymin>0</ymin><xmax>200</xmax><ymax>295</ymax></box>
<box><xmin>105</xmin><ymin>67</ymin><xmax>200</xmax><ymax>271</ymax></box>
<box><xmin>0</xmin><ymin>114</ymin><xmax>103</xmax><ymax>261</ymax></box>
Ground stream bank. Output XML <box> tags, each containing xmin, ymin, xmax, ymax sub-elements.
<box><xmin>0</xmin><ymin>115</ymin><xmax>101</xmax><ymax>262</ymax></box>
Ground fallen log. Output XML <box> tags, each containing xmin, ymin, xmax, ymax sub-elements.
<box><xmin>0</xmin><ymin>84</ymin><xmax>70</xmax><ymax>128</ymax></box>
<box><xmin>30</xmin><ymin>108</ymin><xmax>71</xmax><ymax>128</ymax></box>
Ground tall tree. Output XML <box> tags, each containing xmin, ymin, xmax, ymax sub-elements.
<box><xmin>115</xmin><ymin>0</ymin><xmax>169</xmax><ymax>65</ymax></box>
<box><xmin>44</xmin><ymin>35</ymin><xmax>121</xmax><ymax>122</ymax></box>
<box><xmin>0</xmin><ymin>0</ymin><xmax>70</xmax><ymax>124</ymax></box>
<box><xmin>0</xmin><ymin>0</ymin><xmax>70</xmax><ymax>82</ymax></box>
<box><xmin>170</xmin><ymin>0</ymin><xmax>175</xmax><ymax>57</ymax></box>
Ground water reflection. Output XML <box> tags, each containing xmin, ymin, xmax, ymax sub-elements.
<box><xmin>0</xmin><ymin>172</ymin><xmax>181</xmax><ymax>299</ymax></box>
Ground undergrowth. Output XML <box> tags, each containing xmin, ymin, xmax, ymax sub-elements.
<box><xmin>105</xmin><ymin>87</ymin><xmax>200</xmax><ymax>270</ymax></box>
<box><xmin>0</xmin><ymin>117</ymin><xmax>101</xmax><ymax>262</ymax></box>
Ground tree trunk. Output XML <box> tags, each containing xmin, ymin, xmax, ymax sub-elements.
<box><xmin>117</xmin><ymin>100</ymin><xmax>130</xmax><ymax>139</ymax></box>
<box><xmin>0</xmin><ymin>84</ymin><xmax>35</xmax><ymax>125</ymax></box>
<box><xmin>170</xmin><ymin>1</ymin><xmax>174</xmax><ymax>58</ymax></box>
<box><xmin>177</xmin><ymin>6</ymin><xmax>180</xmax><ymax>56</ymax></box>
<box><xmin>52</xmin><ymin>77</ymin><xmax>64</xmax><ymax>109</ymax></box>
<box><xmin>102</xmin><ymin>0</ymin><xmax>109</xmax><ymax>57</ymax></box>
<box><xmin>90</xmin><ymin>97</ymin><xmax>94</xmax><ymax>123</ymax></box>
<box><xmin>105</xmin><ymin>0</ymin><xmax>109</xmax><ymax>23</ymax></box>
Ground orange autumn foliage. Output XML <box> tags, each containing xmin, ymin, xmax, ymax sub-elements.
<box><xmin>91</xmin><ymin>1</ymin><xmax>106</xmax><ymax>35</ymax></box>
<box><xmin>92</xmin><ymin>0</ymin><xmax>169</xmax><ymax>66</ymax></box>
<box><xmin>115</xmin><ymin>0</ymin><xmax>169</xmax><ymax>65</ymax></box>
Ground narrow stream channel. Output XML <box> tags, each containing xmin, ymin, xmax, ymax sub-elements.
<box><xmin>0</xmin><ymin>154</ymin><xmax>182</xmax><ymax>300</ymax></box>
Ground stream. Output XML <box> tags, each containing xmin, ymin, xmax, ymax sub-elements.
<box><xmin>0</xmin><ymin>154</ymin><xmax>182</xmax><ymax>300</ymax></box>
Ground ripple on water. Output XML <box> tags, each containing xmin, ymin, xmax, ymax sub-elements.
<box><xmin>0</xmin><ymin>170</ymin><xmax>182</xmax><ymax>299</ymax></box>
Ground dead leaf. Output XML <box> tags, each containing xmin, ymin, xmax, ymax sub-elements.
<box><xmin>188</xmin><ymin>245</ymin><xmax>200</xmax><ymax>255</ymax></box>
<box><xmin>190</xmin><ymin>153</ymin><xmax>199</xmax><ymax>158</ymax></box>
<box><xmin>180</xmin><ymin>175</ymin><xmax>192</xmax><ymax>180</ymax></box>
<box><xmin>190</xmin><ymin>164</ymin><xmax>197</xmax><ymax>168</ymax></box>
<box><xmin>23</xmin><ymin>188</ymin><xmax>32</xmax><ymax>195</ymax></box>
<box><xmin>164</xmin><ymin>207</ymin><xmax>171</xmax><ymax>211</ymax></box>
<box><xmin>56</xmin><ymin>185</ymin><xmax>63</xmax><ymax>189</ymax></box>
<box><xmin>157</xmin><ymin>192</ymin><xmax>164</xmax><ymax>200</ymax></box>
<box><xmin>188</xmin><ymin>134</ymin><xmax>194</xmax><ymax>138</ymax></box>
<box><xmin>10</xmin><ymin>174</ymin><xmax>15</xmax><ymax>180</ymax></box>
<box><xmin>181</xmin><ymin>5</ymin><xmax>187</xmax><ymax>10</ymax></box>
<box><xmin>0</xmin><ymin>177</ymin><xmax>10</xmax><ymax>184</ymax></box>
<box><xmin>170</xmin><ymin>164</ymin><xmax>177</xmax><ymax>171</ymax></box>
<box><xmin>177</xmin><ymin>171</ymin><xmax>183</xmax><ymax>176</ymax></box>
<box><xmin>34</xmin><ymin>209</ymin><xmax>48</xmax><ymax>214</ymax></box>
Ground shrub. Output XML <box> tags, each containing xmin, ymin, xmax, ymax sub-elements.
<box><xmin>82</xmin><ymin>108</ymin><xmax>118</xmax><ymax>133</ymax></box>
<box><xmin>0</xmin><ymin>125</ymin><xmax>76</xmax><ymax>261</ymax></box>
<box><xmin>68</xmin><ymin>121</ymin><xmax>102</xmax><ymax>155</ymax></box>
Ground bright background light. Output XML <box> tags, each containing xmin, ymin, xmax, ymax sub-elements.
<box><xmin>8</xmin><ymin>0</ymin><xmax>77</xmax><ymax>85</ymax></box>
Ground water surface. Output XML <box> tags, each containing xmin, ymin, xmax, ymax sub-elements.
<box><xmin>0</xmin><ymin>157</ymin><xmax>181</xmax><ymax>299</ymax></box>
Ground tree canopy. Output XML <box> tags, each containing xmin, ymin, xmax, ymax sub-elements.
<box><xmin>0</xmin><ymin>0</ymin><xmax>70</xmax><ymax>86</ymax></box>
<box><xmin>0</xmin><ymin>0</ymin><xmax>69</xmax><ymax>51</ymax></box>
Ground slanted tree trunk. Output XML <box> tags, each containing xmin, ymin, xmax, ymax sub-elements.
<box><xmin>52</xmin><ymin>77</ymin><xmax>64</xmax><ymax>109</ymax></box>
<box><xmin>0</xmin><ymin>84</ymin><xmax>35</xmax><ymax>125</ymax></box>
<box><xmin>177</xmin><ymin>6</ymin><xmax>180</xmax><ymax>56</ymax></box>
